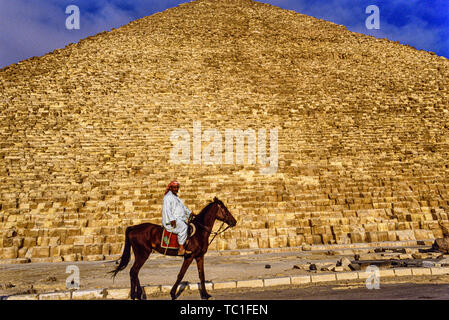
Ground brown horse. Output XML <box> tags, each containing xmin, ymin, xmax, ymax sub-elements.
<box><xmin>109</xmin><ymin>197</ymin><xmax>237</xmax><ymax>300</ymax></box>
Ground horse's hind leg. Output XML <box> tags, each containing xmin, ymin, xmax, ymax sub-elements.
<box><xmin>170</xmin><ymin>256</ymin><xmax>194</xmax><ymax>300</ymax></box>
<box><xmin>130</xmin><ymin>248</ymin><xmax>150</xmax><ymax>300</ymax></box>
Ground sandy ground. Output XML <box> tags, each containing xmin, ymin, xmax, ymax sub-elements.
<box><xmin>0</xmin><ymin>245</ymin><xmax>446</xmax><ymax>298</ymax></box>
<box><xmin>0</xmin><ymin>250</ymin><xmax>349</xmax><ymax>296</ymax></box>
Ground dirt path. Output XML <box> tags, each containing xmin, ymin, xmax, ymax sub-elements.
<box><xmin>149</xmin><ymin>275</ymin><xmax>449</xmax><ymax>300</ymax></box>
<box><xmin>1</xmin><ymin>246</ymin><xmax>446</xmax><ymax>298</ymax></box>
<box><xmin>0</xmin><ymin>251</ymin><xmax>324</xmax><ymax>296</ymax></box>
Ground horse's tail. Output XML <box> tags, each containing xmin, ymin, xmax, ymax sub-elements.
<box><xmin>109</xmin><ymin>226</ymin><xmax>132</xmax><ymax>280</ymax></box>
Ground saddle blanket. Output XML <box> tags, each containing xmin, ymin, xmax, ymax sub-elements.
<box><xmin>161</xmin><ymin>229</ymin><xmax>180</xmax><ymax>249</ymax></box>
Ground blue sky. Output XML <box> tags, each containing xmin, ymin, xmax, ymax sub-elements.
<box><xmin>0</xmin><ymin>0</ymin><xmax>447</xmax><ymax>69</ymax></box>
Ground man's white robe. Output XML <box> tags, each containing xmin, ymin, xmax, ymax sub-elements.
<box><xmin>162</xmin><ymin>190</ymin><xmax>191</xmax><ymax>245</ymax></box>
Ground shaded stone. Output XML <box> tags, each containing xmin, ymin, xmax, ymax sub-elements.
<box><xmin>432</xmin><ymin>238</ymin><xmax>449</xmax><ymax>254</ymax></box>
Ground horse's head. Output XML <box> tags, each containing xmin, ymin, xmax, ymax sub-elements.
<box><xmin>213</xmin><ymin>197</ymin><xmax>237</xmax><ymax>227</ymax></box>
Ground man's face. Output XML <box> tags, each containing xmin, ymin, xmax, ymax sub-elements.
<box><xmin>170</xmin><ymin>185</ymin><xmax>179</xmax><ymax>195</ymax></box>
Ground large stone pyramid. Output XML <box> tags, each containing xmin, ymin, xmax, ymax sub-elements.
<box><xmin>1</xmin><ymin>0</ymin><xmax>449</xmax><ymax>263</ymax></box>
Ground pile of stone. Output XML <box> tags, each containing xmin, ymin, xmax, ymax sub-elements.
<box><xmin>295</xmin><ymin>245</ymin><xmax>449</xmax><ymax>273</ymax></box>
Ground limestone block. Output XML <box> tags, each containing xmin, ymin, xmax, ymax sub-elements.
<box><xmin>72</xmin><ymin>289</ymin><xmax>105</xmax><ymax>300</ymax></box>
<box><xmin>393</xmin><ymin>268</ymin><xmax>412</xmax><ymax>277</ymax></box>
<box><xmin>236</xmin><ymin>279</ymin><xmax>264</xmax><ymax>288</ymax></box>
<box><xmin>109</xmin><ymin>243</ymin><xmax>123</xmax><ymax>255</ymax></box>
<box><xmin>83</xmin><ymin>254</ymin><xmax>104</xmax><ymax>261</ymax></box>
<box><xmin>430</xmin><ymin>267</ymin><xmax>449</xmax><ymax>275</ymax></box>
<box><xmin>336</xmin><ymin>272</ymin><xmax>358</xmax><ymax>281</ymax></box>
<box><xmin>7</xmin><ymin>294</ymin><xmax>39</xmax><ymax>300</ymax></box>
<box><xmin>160</xmin><ymin>285</ymin><xmax>173</xmax><ymax>293</ymax></box>
<box><xmin>62</xmin><ymin>254</ymin><xmax>79</xmax><ymax>262</ymax></box>
<box><xmin>213</xmin><ymin>281</ymin><xmax>237</xmax><ymax>290</ymax></box>
<box><xmin>379</xmin><ymin>269</ymin><xmax>395</xmax><ymax>277</ymax></box>
<box><xmin>311</xmin><ymin>274</ymin><xmax>337</xmax><ymax>283</ymax></box>
<box><xmin>39</xmin><ymin>292</ymin><xmax>71</xmax><ymax>300</ymax></box>
<box><xmin>188</xmin><ymin>282</ymin><xmax>213</xmax><ymax>291</ymax></box>
<box><xmin>0</xmin><ymin>246</ymin><xmax>18</xmax><ymax>259</ymax></box>
<box><xmin>143</xmin><ymin>285</ymin><xmax>161</xmax><ymax>296</ymax></box>
<box><xmin>263</xmin><ymin>277</ymin><xmax>291</xmax><ymax>287</ymax></box>
<box><xmin>411</xmin><ymin>268</ymin><xmax>431</xmax><ymax>276</ymax></box>
<box><xmin>83</xmin><ymin>244</ymin><xmax>103</xmax><ymax>256</ymax></box>
<box><xmin>365</xmin><ymin>232</ymin><xmax>378</xmax><ymax>243</ymax></box>
<box><xmin>106</xmin><ymin>288</ymin><xmax>130</xmax><ymax>299</ymax></box>
<box><xmin>32</xmin><ymin>246</ymin><xmax>50</xmax><ymax>258</ymax></box>
<box><xmin>49</xmin><ymin>246</ymin><xmax>60</xmax><ymax>257</ymax></box>
<box><xmin>350</xmin><ymin>232</ymin><xmax>365</xmax><ymax>243</ymax></box>
<box><xmin>291</xmin><ymin>275</ymin><xmax>311</xmax><ymax>285</ymax></box>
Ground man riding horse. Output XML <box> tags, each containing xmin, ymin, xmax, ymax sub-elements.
<box><xmin>162</xmin><ymin>180</ymin><xmax>192</xmax><ymax>256</ymax></box>
<box><xmin>109</xmin><ymin>184</ymin><xmax>238</xmax><ymax>300</ymax></box>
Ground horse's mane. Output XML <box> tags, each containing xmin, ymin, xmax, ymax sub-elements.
<box><xmin>197</xmin><ymin>201</ymin><xmax>215</xmax><ymax>218</ymax></box>
<box><xmin>193</xmin><ymin>198</ymin><xmax>224</xmax><ymax>222</ymax></box>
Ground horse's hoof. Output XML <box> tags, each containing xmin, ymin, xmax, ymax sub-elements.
<box><xmin>201</xmin><ymin>293</ymin><xmax>212</xmax><ymax>300</ymax></box>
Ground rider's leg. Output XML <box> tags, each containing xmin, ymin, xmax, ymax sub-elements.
<box><xmin>176</xmin><ymin>220</ymin><xmax>190</xmax><ymax>254</ymax></box>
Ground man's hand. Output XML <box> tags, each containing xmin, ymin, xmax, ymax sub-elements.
<box><xmin>170</xmin><ymin>220</ymin><xmax>176</xmax><ymax>228</ymax></box>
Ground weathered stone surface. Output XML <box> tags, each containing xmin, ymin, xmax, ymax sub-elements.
<box><xmin>213</xmin><ymin>281</ymin><xmax>237</xmax><ymax>290</ymax></box>
<box><xmin>293</xmin><ymin>264</ymin><xmax>309</xmax><ymax>271</ymax></box>
<box><xmin>72</xmin><ymin>289</ymin><xmax>105</xmax><ymax>300</ymax></box>
<box><xmin>432</xmin><ymin>238</ymin><xmax>449</xmax><ymax>253</ymax></box>
<box><xmin>290</xmin><ymin>275</ymin><xmax>311</xmax><ymax>285</ymax></box>
<box><xmin>422</xmin><ymin>261</ymin><xmax>436</xmax><ymax>268</ymax></box>
<box><xmin>6</xmin><ymin>294</ymin><xmax>39</xmax><ymax>300</ymax></box>
<box><xmin>236</xmin><ymin>279</ymin><xmax>264</xmax><ymax>288</ymax></box>
<box><xmin>160</xmin><ymin>285</ymin><xmax>173</xmax><ymax>293</ymax></box>
<box><xmin>188</xmin><ymin>282</ymin><xmax>213</xmax><ymax>291</ymax></box>
<box><xmin>332</xmin><ymin>266</ymin><xmax>344</xmax><ymax>272</ymax></box>
<box><xmin>105</xmin><ymin>288</ymin><xmax>130</xmax><ymax>300</ymax></box>
<box><xmin>339</xmin><ymin>257</ymin><xmax>352</xmax><ymax>268</ymax></box>
<box><xmin>335</xmin><ymin>272</ymin><xmax>358</xmax><ymax>280</ymax></box>
<box><xmin>263</xmin><ymin>277</ymin><xmax>291</xmax><ymax>287</ymax></box>
<box><xmin>349</xmin><ymin>263</ymin><xmax>361</xmax><ymax>271</ymax></box>
<box><xmin>379</xmin><ymin>269</ymin><xmax>395</xmax><ymax>277</ymax></box>
<box><xmin>311</xmin><ymin>274</ymin><xmax>336</xmax><ymax>283</ymax></box>
<box><xmin>39</xmin><ymin>292</ymin><xmax>71</xmax><ymax>300</ymax></box>
<box><xmin>143</xmin><ymin>285</ymin><xmax>161</xmax><ymax>296</ymax></box>
<box><xmin>430</xmin><ymin>267</ymin><xmax>449</xmax><ymax>275</ymax></box>
<box><xmin>321</xmin><ymin>263</ymin><xmax>337</xmax><ymax>272</ymax></box>
<box><xmin>438</xmin><ymin>258</ymin><xmax>449</xmax><ymax>266</ymax></box>
<box><xmin>0</xmin><ymin>0</ymin><xmax>449</xmax><ymax>263</ymax></box>
<box><xmin>411</xmin><ymin>268</ymin><xmax>431</xmax><ymax>276</ymax></box>
<box><xmin>393</xmin><ymin>268</ymin><xmax>412</xmax><ymax>276</ymax></box>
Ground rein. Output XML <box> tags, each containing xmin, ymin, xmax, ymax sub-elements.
<box><xmin>207</xmin><ymin>221</ymin><xmax>232</xmax><ymax>246</ymax></box>
<box><xmin>191</xmin><ymin>210</ymin><xmax>233</xmax><ymax>245</ymax></box>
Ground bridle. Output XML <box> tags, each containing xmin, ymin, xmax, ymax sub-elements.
<box><xmin>192</xmin><ymin>203</ymin><xmax>234</xmax><ymax>245</ymax></box>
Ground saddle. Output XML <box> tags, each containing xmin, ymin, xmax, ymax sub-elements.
<box><xmin>161</xmin><ymin>223</ymin><xmax>196</xmax><ymax>250</ymax></box>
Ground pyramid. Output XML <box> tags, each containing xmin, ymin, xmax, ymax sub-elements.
<box><xmin>1</xmin><ymin>0</ymin><xmax>449</xmax><ymax>263</ymax></box>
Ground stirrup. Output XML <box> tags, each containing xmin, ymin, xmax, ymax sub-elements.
<box><xmin>177</xmin><ymin>248</ymin><xmax>191</xmax><ymax>256</ymax></box>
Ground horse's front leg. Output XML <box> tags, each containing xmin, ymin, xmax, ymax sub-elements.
<box><xmin>171</xmin><ymin>256</ymin><xmax>194</xmax><ymax>300</ymax></box>
<box><xmin>195</xmin><ymin>255</ymin><xmax>211</xmax><ymax>300</ymax></box>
